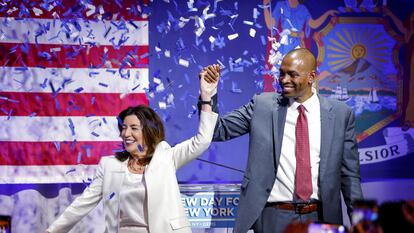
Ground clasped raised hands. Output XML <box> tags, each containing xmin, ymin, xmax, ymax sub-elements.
<box><xmin>199</xmin><ymin>64</ymin><xmax>220</xmax><ymax>100</ymax></box>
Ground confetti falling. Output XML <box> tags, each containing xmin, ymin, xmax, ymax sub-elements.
<box><xmin>1</xmin><ymin>0</ymin><xmax>151</xmax><ymax>185</ymax></box>
<box><xmin>2</xmin><ymin>0</ymin><xmax>270</xmax><ymax>188</ymax></box>
<box><xmin>65</xmin><ymin>168</ymin><xmax>76</xmax><ymax>175</ymax></box>
<box><xmin>138</xmin><ymin>144</ymin><xmax>144</xmax><ymax>152</ymax></box>
<box><xmin>108</xmin><ymin>192</ymin><xmax>116</xmax><ymax>200</ymax></box>
<box><xmin>0</xmin><ymin>3</ymin><xmax>411</xmax><ymax>232</ymax></box>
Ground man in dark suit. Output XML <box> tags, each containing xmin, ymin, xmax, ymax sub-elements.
<box><xmin>199</xmin><ymin>48</ymin><xmax>363</xmax><ymax>233</ymax></box>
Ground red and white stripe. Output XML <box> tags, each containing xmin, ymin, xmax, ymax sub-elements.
<box><xmin>0</xmin><ymin>17</ymin><xmax>148</xmax><ymax>46</ymax></box>
<box><xmin>0</xmin><ymin>3</ymin><xmax>149</xmax><ymax>184</ymax></box>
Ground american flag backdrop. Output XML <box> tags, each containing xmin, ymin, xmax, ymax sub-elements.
<box><xmin>0</xmin><ymin>0</ymin><xmax>149</xmax><ymax>185</ymax></box>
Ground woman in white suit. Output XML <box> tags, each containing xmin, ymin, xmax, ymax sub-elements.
<box><xmin>47</xmin><ymin>68</ymin><xmax>219</xmax><ymax>233</ymax></box>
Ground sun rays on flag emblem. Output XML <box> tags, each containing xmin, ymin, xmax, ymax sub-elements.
<box><xmin>325</xmin><ymin>24</ymin><xmax>396</xmax><ymax>72</ymax></box>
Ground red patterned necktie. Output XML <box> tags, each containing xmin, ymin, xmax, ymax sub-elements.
<box><xmin>295</xmin><ymin>105</ymin><xmax>312</xmax><ymax>201</ymax></box>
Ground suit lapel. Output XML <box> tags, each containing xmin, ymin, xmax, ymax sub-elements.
<box><xmin>146</xmin><ymin>142</ymin><xmax>166</xmax><ymax>174</ymax></box>
<box><xmin>273</xmin><ymin>95</ymin><xmax>288</xmax><ymax>164</ymax></box>
<box><xmin>110</xmin><ymin>159</ymin><xmax>127</xmax><ymax>196</ymax></box>
<box><xmin>318</xmin><ymin>95</ymin><xmax>334</xmax><ymax>179</ymax></box>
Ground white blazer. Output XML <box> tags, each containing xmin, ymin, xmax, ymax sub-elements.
<box><xmin>47</xmin><ymin>111</ymin><xmax>218</xmax><ymax>233</ymax></box>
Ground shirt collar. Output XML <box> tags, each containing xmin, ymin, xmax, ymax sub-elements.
<box><xmin>289</xmin><ymin>88</ymin><xmax>319</xmax><ymax>113</ymax></box>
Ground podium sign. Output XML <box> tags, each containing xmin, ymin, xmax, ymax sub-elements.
<box><xmin>180</xmin><ymin>184</ymin><xmax>240</xmax><ymax>228</ymax></box>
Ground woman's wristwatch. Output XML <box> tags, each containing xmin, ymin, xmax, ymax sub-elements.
<box><xmin>199</xmin><ymin>99</ymin><xmax>213</xmax><ymax>106</ymax></box>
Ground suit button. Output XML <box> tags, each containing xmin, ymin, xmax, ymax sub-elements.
<box><xmin>266</xmin><ymin>188</ymin><xmax>271</xmax><ymax>193</ymax></box>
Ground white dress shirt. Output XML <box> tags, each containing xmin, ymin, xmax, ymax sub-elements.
<box><xmin>267</xmin><ymin>91</ymin><xmax>321</xmax><ymax>202</ymax></box>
